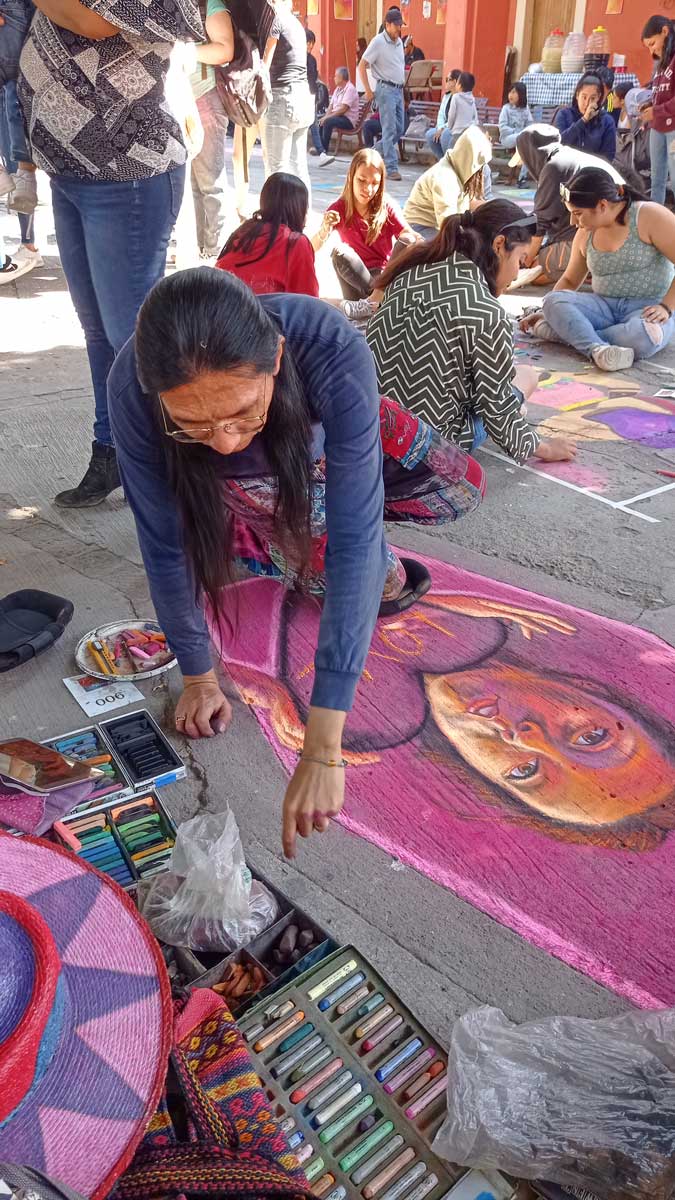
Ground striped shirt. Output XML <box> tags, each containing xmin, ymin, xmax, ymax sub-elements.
<box><xmin>366</xmin><ymin>255</ymin><xmax>539</xmax><ymax>463</ymax></box>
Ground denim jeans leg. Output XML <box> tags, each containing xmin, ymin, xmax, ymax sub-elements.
<box><xmin>0</xmin><ymin>0</ymin><xmax>30</xmax><ymax>88</ymax></box>
<box><xmin>331</xmin><ymin>243</ymin><xmax>374</xmax><ymax>299</ymax></box>
<box><xmin>651</xmin><ymin>129</ymin><xmax>668</xmax><ymax>204</ymax></box>
<box><xmin>190</xmin><ymin>90</ymin><xmax>230</xmax><ymax>256</ymax></box>
<box><xmin>375</xmin><ymin>83</ymin><xmax>400</xmax><ymax>173</ymax></box>
<box><xmin>320</xmin><ymin>114</ymin><xmax>352</xmax><ymax>152</ymax></box>
<box><xmin>424</xmin><ymin>128</ymin><xmax>444</xmax><ymax>160</ymax></box>
<box><xmin>542</xmin><ymin>289</ymin><xmax>617</xmax><ymax>357</ymax></box>
<box><xmin>310</xmin><ymin>120</ymin><xmax>323</xmax><ymax>153</ymax></box>
<box><xmin>51</xmin><ymin>166</ymin><xmax>184</xmax><ymax>445</ymax></box>
<box><xmin>2</xmin><ymin>80</ymin><xmax>31</xmax><ymax>163</ymax></box>
<box><xmin>439</xmin><ymin>127</ymin><xmax>456</xmax><ymax>154</ymax></box>
<box><xmin>599</xmin><ymin>297</ymin><xmax>675</xmax><ymax>360</ymax></box>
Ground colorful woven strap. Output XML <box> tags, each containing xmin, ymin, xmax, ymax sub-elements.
<box><xmin>113</xmin><ymin>1144</ymin><xmax>314</xmax><ymax>1199</ymax></box>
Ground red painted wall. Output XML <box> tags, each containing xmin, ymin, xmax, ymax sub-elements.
<box><xmin>442</xmin><ymin>0</ymin><xmax>511</xmax><ymax>104</ymax></box>
<box><xmin>404</xmin><ymin>0</ymin><xmax>447</xmax><ymax>64</ymax></box>
<box><xmin>583</xmin><ymin>0</ymin><xmax>656</xmax><ymax>83</ymax></box>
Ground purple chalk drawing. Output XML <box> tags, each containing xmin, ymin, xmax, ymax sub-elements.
<box><xmin>588</xmin><ymin>407</ymin><xmax>675</xmax><ymax>449</ymax></box>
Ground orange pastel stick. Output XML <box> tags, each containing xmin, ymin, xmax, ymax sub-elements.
<box><xmin>254</xmin><ymin>1010</ymin><xmax>305</xmax><ymax>1052</ymax></box>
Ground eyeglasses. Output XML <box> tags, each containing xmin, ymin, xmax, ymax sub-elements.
<box><xmin>159</xmin><ymin>377</ymin><xmax>269</xmax><ymax>443</ymax></box>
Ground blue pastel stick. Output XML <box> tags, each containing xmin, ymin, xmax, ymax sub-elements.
<box><xmin>375</xmin><ymin>1037</ymin><xmax>423</xmax><ymax>1082</ymax></box>
<box><xmin>356</xmin><ymin>992</ymin><xmax>385</xmax><ymax>1018</ymax></box>
<box><xmin>278</xmin><ymin>1023</ymin><xmax>315</xmax><ymax>1054</ymax></box>
<box><xmin>318</xmin><ymin>972</ymin><xmax>366</xmax><ymax>1012</ymax></box>
<box><xmin>288</xmin><ymin>1131</ymin><xmax>305</xmax><ymax>1150</ymax></box>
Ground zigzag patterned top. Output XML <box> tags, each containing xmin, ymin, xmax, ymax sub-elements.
<box><xmin>366</xmin><ymin>254</ymin><xmax>539</xmax><ymax>463</ymax></box>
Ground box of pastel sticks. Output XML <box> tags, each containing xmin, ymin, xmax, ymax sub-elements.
<box><xmin>236</xmin><ymin>945</ymin><xmax>509</xmax><ymax>1200</ymax></box>
<box><xmin>52</xmin><ymin>789</ymin><xmax>178</xmax><ymax>891</ymax></box>
<box><xmin>42</xmin><ymin>724</ymin><xmax>134</xmax><ymax>808</ymax></box>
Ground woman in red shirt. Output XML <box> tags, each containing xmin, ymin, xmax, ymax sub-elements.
<box><xmin>216</xmin><ymin>173</ymin><xmax>319</xmax><ymax>296</ymax></box>
<box><xmin>313</xmin><ymin>148</ymin><xmax>418</xmax><ymax>300</ymax></box>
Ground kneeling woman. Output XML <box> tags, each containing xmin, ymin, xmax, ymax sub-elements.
<box><xmin>216</xmin><ymin>173</ymin><xmax>319</xmax><ymax>297</ymax></box>
<box><xmin>528</xmin><ymin>169</ymin><xmax>675</xmax><ymax>371</ymax></box>
<box><xmin>109</xmin><ymin>270</ymin><xmax>485</xmax><ymax>856</ymax></box>
<box><xmin>367</xmin><ymin>200</ymin><xmax>576</xmax><ymax>463</ymax></box>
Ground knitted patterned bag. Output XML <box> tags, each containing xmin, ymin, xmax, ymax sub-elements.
<box><xmin>113</xmin><ymin>990</ymin><xmax>313</xmax><ymax>1200</ymax></box>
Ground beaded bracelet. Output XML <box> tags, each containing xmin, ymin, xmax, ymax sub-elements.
<box><xmin>300</xmin><ymin>755</ymin><xmax>348</xmax><ymax>768</ymax></box>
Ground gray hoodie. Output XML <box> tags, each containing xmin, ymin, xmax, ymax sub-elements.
<box><xmin>516</xmin><ymin>124</ymin><xmax>625</xmax><ymax>245</ymax></box>
<box><xmin>447</xmin><ymin>90</ymin><xmax>479</xmax><ymax>138</ymax></box>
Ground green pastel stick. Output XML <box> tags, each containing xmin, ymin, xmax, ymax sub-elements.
<box><xmin>319</xmin><ymin>1094</ymin><xmax>374</xmax><ymax>1144</ymax></box>
<box><xmin>305</xmin><ymin>1157</ymin><xmax>326</xmax><ymax>1182</ymax></box>
<box><xmin>339</xmin><ymin>1120</ymin><xmax>395</xmax><ymax>1172</ymax></box>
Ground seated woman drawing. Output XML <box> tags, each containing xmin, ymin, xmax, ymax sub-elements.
<box><xmin>216</xmin><ymin>173</ymin><xmax>319</xmax><ymax>297</ymax></box>
<box><xmin>367</xmin><ymin>200</ymin><xmax>576</xmax><ymax>464</ymax></box>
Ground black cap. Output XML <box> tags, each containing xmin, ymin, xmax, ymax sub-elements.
<box><xmin>384</xmin><ymin>7</ymin><xmax>404</xmax><ymax>24</ymax></box>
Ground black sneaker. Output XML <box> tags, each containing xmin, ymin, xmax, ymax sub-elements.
<box><xmin>54</xmin><ymin>441</ymin><xmax>122</xmax><ymax>508</ymax></box>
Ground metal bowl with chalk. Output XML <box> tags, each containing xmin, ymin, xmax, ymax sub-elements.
<box><xmin>75</xmin><ymin>619</ymin><xmax>177</xmax><ymax>681</ymax></box>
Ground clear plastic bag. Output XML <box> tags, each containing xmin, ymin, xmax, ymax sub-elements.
<box><xmin>433</xmin><ymin>1005</ymin><xmax>675</xmax><ymax>1200</ymax></box>
<box><xmin>139</xmin><ymin>810</ymin><xmax>278</xmax><ymax>952</ymax></box>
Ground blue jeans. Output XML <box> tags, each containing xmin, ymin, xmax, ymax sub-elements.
<box><xmin>51</xmin><ymin>167</ymin><xmax>184</xmax><ymax>446</ymax></box>
<box><xmin>543</xmin><ymin>290</ymin><xmax>675</xmax><ymax>361</ymax></box>
<box><xmin>310</xmin><ymin>119</ymin><xmax>323</xmax><ymax>153</ymax></box>
<box><xmin>0</xmin><ymin>0</ymin><xmax>30</xmax><ymax>86</ymax></box>
<box><xmin>650</xmin><ymin>129</ymin><xmax>675</xmax><ymax>205</ymax></box>
<box><xmin>374</xmin><ymin>81</ymin><xmax>404</xmax><ymax>173</ymax></box>
<box><xmin>0</xmin><ymin>77</ymin><xmax>32</xmax><ymax>243</ymax></box>
<box><xmin>363</xmin><ymin>116</ymin><xmax>381</xmax><ymax>148</ymax></box>
<box><xmin>320</xmin><ymin>113</ymin><xmax>353</xmax><ymax>152</ymax></box>
<box><xmin>0</xmin><ymin>79</ymin><xmax>30</xmax><ymax>163</ymax></box>
<box><xmin>410</xmin><ymin>222</ymin><xmax>437</xmax><ymax>240</ymax></box>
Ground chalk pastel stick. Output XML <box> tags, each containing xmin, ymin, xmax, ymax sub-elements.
<box><xmin>277</xmin><ymin>1022</ymin><xmax>315</xmax><ymax>1054</ymax></box>
<box><xmin>337</xmin><ymin>985</ymin><xmax>370</xmax><ymax>1016</ymax></box>
<box><xmin>305</xmin><ymin>1156</ymin><xmax>326</xmax><ymax>1182</ymax></box>
<box><xmin>243</xmin><ymin>1023</ymin><xmax>265</xmax><ymax>1043</ymax></box>
<box><xmin>318</xmin><ymin>972</ymin><xmax>366</xmax><ymax>1012</ymax></box>
<box><xmin>338</xmin><ymin>1120</ymin><xmax>395</xmax><ymax>1173</ymax></box>
<box><xmin>313</xmin><ymin>1082</ymin><xmax>363</xmax><ymax>1128</ymax></box>
<box><xmin>404</xmin><ymin>1073</ymin><xmax>447</xmax><ymax>1119</ymax></box>
<box><xmin>356</xmin><ymin>992</ymin><xmax>385</xmax><ymax>1018</ymax></box>
<box><xmin>314</xmin><ymin>1175</ymin><xmax>336</xmax><ymax>1198</ymax></box>
<box><xmin>362</xmin><ymin>1015</ymin><xmax>404</xmax><ymax>1052</ymax></box>
<box><xmin>308</xmin><ymin>959</ymin><xmax>358</xmax><ymax>1001</ymax></box>
<box><xmin>288</xmin><ymin>1131</ymin><xmax>304</xmax><ymax>1150</ymax></box>
<box><xmin>306</xmin><ymin>1070</ymin><xmax>353</xmax><ymax>1113</ymax></box>
<box><xmin>254</xmin><ymin>1010</ymin><xmax>304</xmax><ymax>1052</ymax></box>
<box><xmin>294</xmin><ymin>1142</ymin><xmax>314</xmax><ymax>1165</ymax></box>
<box><xmin>319</xmin><ymin>1094</ymin><xmax>374</xmax><ymax>1144</ymax></box>
<box><xmin>401</xmin><ymin>1174</ymin><xmax>439</xmax><ymax>1200</ymax></box>
<box><xmin>375</xmin><ymin>1037</ymin><xmax>423</xmax><ymax>1083</ymax></box>
<box><xmin>263</xmin><ymin>998</ymin><xmax>295</xmax><ymax>1021</ymax></box>
<box><xmin>271</xmin><ymin>1034</ymin><xmax>323</xmax><ymax>1078</ymax></box>
<box><xmin>383</xmin><ymin>1047</ymin><xmax>437</xmax><ymax>1094</ymax></box>
<box><xmin>358</xmin><ymin>1114</ymin><xmax>377</xmax><ymax>1134</ymax></box>
<box><xmin>402</xmin><ymin>1060</ymin><xmax>445</xmax><ymax>1101</ymax></box>
<box><xmin>363</xmin><ymin>1148</ymin><xmax>416</xmax><ymax>1199</ymax></box>
<box><xmin>279</xmin><ymin>1117</ymin><xmax>295</xmax><ymax>1134</ymax></box>
<box><xmin>380</xmin><ymin>1162</ymin><xmax>427</xmax><ymax>1200</ymax></box>
<box><xmin>355</xmin><ymin>1005</ymin><xmax>394</xmax><ymax>1040</ymax></box>
<box><xmin>323</xmin><ymin>1188</ymin><xmax>347</xmax><ymax>1200</ymax></box>
<box><xmin>288</xmin><ymin>1045</ymin><xmax>332</xmax><ymax>1082</ymax></box>
<box><xmin>351</xmin><ymin>1135</ymin><xmax>405</xmax><ymax>1187</ymax></box>
<box><xmin>290</xmin><ymin>1057</ymin><xmax>343</xmax><ymax>1103</ymax></box>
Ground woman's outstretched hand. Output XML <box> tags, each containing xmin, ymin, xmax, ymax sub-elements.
<box><xmin>534</xmin><ymin>437</ymin><xmax>577</xmax><ymax>462</ymax></box>
<box><xmin>176</xmin><ymin>671</ymin><xmax>232</xmax><ymax>738</ymax></box>
<box><xmin>282</xmin><ymin>758</ymin><xmax>346</xmax><ymax>858</ymax></box>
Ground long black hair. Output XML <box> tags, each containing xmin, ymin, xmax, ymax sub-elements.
<box><xmin>566</xmin><ymin>166</ymin><xmax>640</xmax><ymax>226</ymax></box>
<box><xmin>135</xmin><ymin>268</ymin><xmax>313</xmax><ymax>616</ymax></box>
<box><xmin>218</xmin><ymin>172</ymin><xmax>309</xmax><ymax>267</ymax></box>
<box><xmin>377</xmin><ymin>199</ymin><xmax>535</xmax><ymax>296</ymax></box>
<box><xmin>572</xmin><ymin>73</ymin><xmax>603</xmax><ymax>113</ymax></box>
<box><xmin>509</xmin><ymin>81</ymin><xmax>528</xmax><ymax>108</ymax></box>
<box><xmin>642</xmin><ymin>14</ymin><xmax>675</xmax><ymax>68</ymax></box>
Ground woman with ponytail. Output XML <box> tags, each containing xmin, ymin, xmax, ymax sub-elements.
<box><xmin>641</xmin><ymin>15</ymin><xmax>675</xmax><ymax>204</ymax></box>
<box><xmin>107</xmin><ymin>269</ymin><xmax>486</xmax><ymax>857</ymax></box>
<box><xmin>523</xmin><ymin>167</ymin><xmax>675</xmax><ymax>370</ymax></box>
<box><xmin>367</xmin><ymin>200</ymin><xmax>576</xmax><ymax>464</ymax></box>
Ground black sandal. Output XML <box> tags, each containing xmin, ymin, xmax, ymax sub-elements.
<box><xmin>378</xmin><ymin>558</ymin><xmax>431</xmax><ymax>617</ymax></box>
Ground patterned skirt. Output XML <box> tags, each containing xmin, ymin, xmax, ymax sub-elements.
<box><xmin>225</xmin><ymin>395</ymin><xmax>485</xmax><ymax>598</ymax></box>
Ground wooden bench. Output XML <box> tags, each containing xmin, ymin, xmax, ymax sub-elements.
<box><xmin>399</xmin><ymin>99</ymin><xmax>440</xmax><ymax>160</ymax></box>
<box><xmin>330</xmin><ymin>99</ymin><xmax>374</xmax><ymax>155</ymax></box>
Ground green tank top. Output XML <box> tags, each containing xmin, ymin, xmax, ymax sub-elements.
<box><xmin>586</xmin><ymin>204</ymin><xmax>675</xmax><ymax>299</ymax></box>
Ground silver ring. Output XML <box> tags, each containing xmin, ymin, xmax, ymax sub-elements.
<box><xmin>176</xmin><ymin>716</ymin><xmax>186</xmax><ymax>723</ymax></box>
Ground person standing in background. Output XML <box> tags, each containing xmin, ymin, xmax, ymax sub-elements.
<box><xmin>641</xmin><ymin>15</ymin><xmax>675</xmax><ymax>205</ymax></box>
<box><xmin>261</xmin><ymin>0</ymin><xmax>313</xmax><ymax>200</ymax></box>
<box><xmin>18</xmin><ymin>0</ymin><xmax>203</xmax><ymax>508</ymax></box>
<box><xmin>0</xmin><ymin>84</ymin><xmax>42</xmax><ymax>281</ymax></box>
<box><xmin>306</xmin><ymin>28</ymin><xmax>324</xmax><ymax>157</ymax></box>
<box><xmin>359</xmin><ymin>8</ymin><xmax>406</xmax><ymax>181</ymax></box>
<box><xmin>188</xmin><ymin>0</ymin><xmax>235</xmax><ymax>260</ymax></box>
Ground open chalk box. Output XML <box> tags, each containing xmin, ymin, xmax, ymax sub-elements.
<box><xmin>52</xmin><ymin>789</ymin><xmax>177</xmax><ymax>891</ymax></box>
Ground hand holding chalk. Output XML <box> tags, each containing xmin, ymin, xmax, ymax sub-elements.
<box><xmin>176</xmin><ymin>672</ymin><xmax>232</xmax><ymax>739</ymax></box>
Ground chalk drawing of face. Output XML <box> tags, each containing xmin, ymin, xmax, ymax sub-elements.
<box><xmin>424</xmin><ymin>662</ymin><xmax>675</xmax><ymax>829</ymax></box>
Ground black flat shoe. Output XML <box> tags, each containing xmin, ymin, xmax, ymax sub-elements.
<box><xmin>378</xmin><ymin>557</ymin><xmax>431</xmax><ymax>617</ymax></box>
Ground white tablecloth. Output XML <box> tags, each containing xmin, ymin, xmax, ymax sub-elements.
<box><xmin>520</xmin><ymin>72</ymin><xmax>640</xmax><ymax>111</ymax></box>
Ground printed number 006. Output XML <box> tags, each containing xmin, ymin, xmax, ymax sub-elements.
<box><xmin>96</xmin><ymin>693</ymin><xmax>125</xmax><ymax>705</ymax></box>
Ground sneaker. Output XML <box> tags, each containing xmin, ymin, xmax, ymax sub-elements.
<box><xmin>54</xmin><ymin>441</ymin><xmax>122</xmax><ymax>508</ymax></box>
<box><xmin>388</xmin><ymin>170</ymin><xmax>403</xmax><ymax>181</ymax></box>
<box><xmin>531</xmin><ymin>317</ymin><xmax>564</xmax><ymax>343</ymax></box>
<box><xmin>0</xmin><ymin>253</ymin><xmax>39</xmax><ymax>285</ymax></box>
<box><xmin>507</xmin><ymin>264</ymin><xmax>543</xmax><ymax>291</ymax></box>
<box><xmin>0</xmin><ymin>165</ymin><xmax>14</xmax><ymax>198</ymax></box>
<box><xmin>591</xmin><ymin>343</ymin><xmax>634</xmax><ymax>372</ymax></box>
<box><xmin>9</xmin><ymin>167</ymin><xmax>38</xmax><ymax>214</ymax></box>
<box><xmin>318</xmin><ymin>151</ymin><xmax>334</xmax><ymax>166</ymax></box>
<box><xmin>12</xmin><ymin>245</ymin><xmax>43</xmax><ymax>273</ymax></box>
<box><xmin>342</xmin><ymin>297</ymin><xmax>376</xmax><ymax>321</ymax></box>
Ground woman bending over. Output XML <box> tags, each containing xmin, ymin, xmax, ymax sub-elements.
<box><xmin>367</xmin><ymin>200</ymin><xmax>576</xmax><ymax>463</ymax></box>
<box><xmin>523</xmin><ymin>168</ymin><xmax>675</xmax><ymax>371</ymax></box>
<box><xmin>216</xmin><ymin>173</ymin><xmax>319</xmax><ymax>296</ymax></box>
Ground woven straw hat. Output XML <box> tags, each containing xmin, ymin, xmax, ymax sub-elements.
<box><xmin>0</xmin><ymin>833</ymin><xmax>171</xmax><ymax>1199</ymax></box>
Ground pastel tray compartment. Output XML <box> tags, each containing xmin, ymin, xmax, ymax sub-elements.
<box><xmin>111</xmin><ymin>792</ymin><xmax>177</xmax><ymax>880</ymax></box>
<box><xmin>239</xmin><ymin>946</ymin><xmax>464</xmax><ymax>1200</ymax></box>
<box><xmin>194</xmin><ymin>948</ymin><xmax>274</xmax><ymax>1014</ymax></box>
<box><xmin>251</xmin><ymin>910</ymin><xmax>333</xmax><ymax>978</ymax></box>
<box><xmin>54</xmin><ymin>807</ymin><xmax>137</xmax><ymax>890</ymax></box>
<box><xmin>42</xmin><ymin>725</ymin><xmax>131</xmax><ymax>809</ymax></box>
<box><xmin>98</xmin><ymin>709</ymin><xmax>185</xmax><ymax>791</ymax></box>
<box><xmin>56</xmin><ymin>789</ymin><xmax>177</xmax><ymax>890</ymax></box>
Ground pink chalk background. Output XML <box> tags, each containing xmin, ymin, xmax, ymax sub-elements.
<box><xmin>216</xmin><ymin>562</ymin><xmax>675</xmax><ymax>1008</ymax></box>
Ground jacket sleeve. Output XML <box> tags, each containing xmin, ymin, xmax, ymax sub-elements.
<box><xmin>470</xmin><ymin>314</ymin><xmax>539</xmax><ymax>463</ymax></box>
<box><xmin>431</xmin><ymin>170</ymin><xmax>458</xmax><ymax>226</ymax></box>
<box><xmin>498</xmin><ymin>104</ymin><xmax>512</xmax><ymax>136</ymax></box>
<box><xmin>446</xmin><ymin>93</ymin><xmax>458</xmax><ymax>132</ymax></box>
<box><xmin>600</xmin><ymin>114</ymin><xmax>617</xmax><ymax>159</ymax></box>
<box><xmin>556</xmin><ymin>108</ymin><xmax>586</xmax><ymax>148</ymax></box>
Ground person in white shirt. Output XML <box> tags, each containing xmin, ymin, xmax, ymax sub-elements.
<box><xmin>317</xmin><ymin>67</ymin><xmax>361</xmax><ymax>165</ymax></box>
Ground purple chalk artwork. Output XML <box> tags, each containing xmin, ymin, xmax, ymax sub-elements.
<box><xmin>588</xmin><ymin>407</ymin><xmax>675</xmax><ymax>449</ymax></box>
<box><xmin>213</xmin><ymin>563</ymin><xmax>675</xmax><ymax>1008</ymax></box>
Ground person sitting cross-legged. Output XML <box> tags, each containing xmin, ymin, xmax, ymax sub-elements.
<box><xmin>316</xmin><ymin>68</ymin><xmax>360</xmax><ymax>166</ymax></box>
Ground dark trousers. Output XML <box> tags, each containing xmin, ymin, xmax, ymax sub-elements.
<box><xmin>320</xmin><ymin>114</ymin><xmax>354</xmax><ymax>152</ymax></box>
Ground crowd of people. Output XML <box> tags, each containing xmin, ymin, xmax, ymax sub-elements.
<box><xmin>3</xmin><ymin>3</ymin><xmax>675</xmax><ymax>846</ymax></box>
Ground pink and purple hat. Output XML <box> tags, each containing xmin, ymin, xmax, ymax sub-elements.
<box><xmin>0</xmin><ymin>832</ymin><xmax>171</xmax><ymax>1199</ymax></box>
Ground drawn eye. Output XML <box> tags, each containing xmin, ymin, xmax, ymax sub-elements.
<box><xmin>467</xmin><ymin>697</ymin><xmax>499</xmax><ymax>718</ymax></box>
<box><xmin>573</xmin><ymin>727</ymin><xmax>609</xmax><ymax>747</ymax></box>
<box><xmin>506</xmin><ymin>758</ymin><xmax>539</xmax><ymax>781</ymax></box>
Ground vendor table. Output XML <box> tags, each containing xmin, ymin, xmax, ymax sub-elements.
<box><xmin>520</xmin><ymin>71</ymin><xmax>640</xmax><ymax>110</ymax></box>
